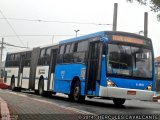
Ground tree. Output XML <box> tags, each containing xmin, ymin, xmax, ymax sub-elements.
<box><xmin>127</xmin><ymin>0</ymin><xmax>160</xmax><ymax>21</ymax></box>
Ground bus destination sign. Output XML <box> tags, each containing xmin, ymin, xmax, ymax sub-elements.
<box><xmin>112</xmin><ymin>35</ymin><xmax>145</xmax><ymax>45</ymax></box>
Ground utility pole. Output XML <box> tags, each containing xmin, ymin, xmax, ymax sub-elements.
<box><xmin>112</xmin><ymin>3</ymin><xmax>118</xmax><ymax>31</ymax></box>
<box><xmin>144</xmin><ymin>12</ymin><xmax>148</xmax><ymax>37</ymax></box>
<box><xmin>0</xmin><ymin>38</ymin><xmax>4</xmax><ymax>78</ymax></box>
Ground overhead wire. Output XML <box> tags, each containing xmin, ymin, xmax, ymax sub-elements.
<box><xmin>0</xmin><ymin>10</ymin><xmax>26</xmax><ymax>47</ymax></box>
<box><xmin>0</xmin><ymin>17</ymin><xmax>112</xmax><ymax>26</ymax></box>
<box><xmin>4</xmin><ymin>43</ymin><xmax>28</xmax><ymax>49</ymax></box>
<box><xmin>0</xmin><ymin>34</ymin><xmax>80</xmax><ymax>37</ymax></box>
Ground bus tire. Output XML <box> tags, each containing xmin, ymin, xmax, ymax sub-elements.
<box><xmin>38</xmin><ymin>79</ymin><xmax>44</xmax><ymax>96</ymax></box>
<box><xmin>17</xmin><ymin>87</ymin><xmax>21</xmax><ymax>92</ymax></box>
<box><xmin>11</xmin><ymin>77</ymin><xmax>15</xmax><ymax>91</ymax></box>
<box><xmin>35</xmin><ymin>90</ymin><xmax>39</xmax><ymax>95</ymax></box>
<box><xmin>69</xmin><ymin>80</ymin><xmax>85</xmax><ymax>102</ymax></box>
<box><xmin>113</xmin><ymin>98</ymin><xmax>125</xmax><ymax>106</ymax></box>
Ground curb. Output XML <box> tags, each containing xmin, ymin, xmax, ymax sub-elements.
<box><xmin>0</xmin><ymin>97</ymin><xmax>10</xmax><ymax>120</ymax></box>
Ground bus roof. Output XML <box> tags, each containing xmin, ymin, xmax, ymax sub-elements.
<box><xmin>59</xmin><ymin>31</ymin><xmax>105</xmax><ymax>44</ymax></box>
<box><xmin>59</xmin><ymin>31</ymin><xmax>151</xmax><ymax>44</ymax></box>
<box><xmin>7</xmin><ymin>43</ymin><xmax>59</xmax><ymax>54</ymax></box>
<box><xmin>7</xmin><ymin>48</ymin><xmax>32</xmax><ymax>54</ymax></box>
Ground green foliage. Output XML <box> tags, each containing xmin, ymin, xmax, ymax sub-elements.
<box><xmin>127</xmin><ymin>0</ymin><xmax>160</xmax><ymax>21</ymax></box>
<box><xmin>150</xmin><ymin>0</ymin><xmax>160</xmax><ymax>12</ymax></box>
<box><xmin>127</xmin><ymin>0</ymin><xmax>147</xmax><ymax>5</ymax></box>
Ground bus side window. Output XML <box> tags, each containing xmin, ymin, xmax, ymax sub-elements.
<box><xmin>77</xmin><ymin>41</ymin><xmax>89</xmax><ymax>52</ymax></box>
<box><xmin>69</xmin><ymin>43</ymin><xmax>74</xmax><ymax>53</ymax></box>
<box><xmin>65</xmin><ymin>44</ymin><xmax>70</xmax><ymax>54</ymax></box>
<box><xmin>40</xmin><ymin>48</ymin><xmax>46</xmax><ymax>57</ymax></box>
<box><xmin>59</xmin><ymin>45</ymin><xmax>65</xmax><ymax>54</ymax></box>
<box><xmin>46</xmin><ymin>48</ymin><xmax>51</xmax><ymax>56</ymax></box>
<box><xmin>45</xmin><ymin>48</ymin><xmax>52</xmax><ymax>65</ymax></box>
<box><xmin>73</xmin><ymin>43</ymin><xmax>78</xmax><ymax>52</ymax></box>
<box><xmin>10</xmin><ymin>54</ymin><xmax>15</xmax><ymax>61</ymax></box>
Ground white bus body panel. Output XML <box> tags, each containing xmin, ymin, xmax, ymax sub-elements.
<box><xmin>35</xmin><ymin>66</ymin><xmax>49</xmax><ymax>91</ymax></box>
<box><xmin>99</xmin><ymin>86</ymin><xmax>154</xmax><ymax>101</ymax></box>
<box><xmin>21</xmin><ymin>67</ymin><xmax>30</xmax><ymax>89</ymax></box>
<box><xmin>5</xmin><ymin>67</ymin><xmax>19</xmax><ymax>87</ymax></box>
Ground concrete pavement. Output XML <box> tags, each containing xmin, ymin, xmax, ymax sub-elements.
<box><xmin>1</xmin><ymin>88</ymin><xmax>160</xmax><ymax>120</ymax></box>
<box><xmin>0</xmin><ymin>96</ymin><xmax>10</xmax><ymax>120</ymax></box>
<box><xmin>0</xmin><ymin>89</ymin><xmax>92</xmax><ymax>120</ymax></box>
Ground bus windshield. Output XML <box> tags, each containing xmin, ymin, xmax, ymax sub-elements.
<box><xmin>107</xmin><ymin>44</ymin><xmax>153</xmax><ymax>79</ymax></box>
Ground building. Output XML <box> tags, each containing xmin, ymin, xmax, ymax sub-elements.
<box><xmin>155</xmin><ymin>56</ymin><xmax>160</xmax><ymax>91</ymax></box>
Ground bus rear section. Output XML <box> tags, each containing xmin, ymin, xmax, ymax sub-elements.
<box><xmin>53</xmin><ymin>31</ymin><xmax>155</xmax><ymax>105</ymax></box>
<box><xmin>4</xmin><ymin>45</ymin><xmax>59</xmax><ymax>95</ymax></box>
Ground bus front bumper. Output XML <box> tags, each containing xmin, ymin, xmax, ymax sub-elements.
<box><xmin>99</xmin><ymin>86</ymin><xmax>154</xmax><ymax>101</ymax></box>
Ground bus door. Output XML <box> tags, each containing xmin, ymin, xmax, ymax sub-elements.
<box><xmin>86</xmin><ymin>42</ymin><xmax>102</xmax><ymax>95</ymax></box>
<box><xmin>48</xmin><ymin>48</ymin><xmax>58</xmax><ymax>90</ymax></box>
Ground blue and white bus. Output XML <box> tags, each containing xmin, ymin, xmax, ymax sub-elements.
<box><xmin>4</xmin><ymin>31</ymin><xmax>155</xmax><ymax>106</ymax></box>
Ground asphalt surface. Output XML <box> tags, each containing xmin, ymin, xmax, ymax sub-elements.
<box><xmin>1</xmin><ymin>89</ymin><xmax>160</xmax><ymax>120</ymax></box>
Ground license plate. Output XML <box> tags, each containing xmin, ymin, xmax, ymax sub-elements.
<box><xmin>127</xmin><ymin>91</ymin><xmax>136</xmax><ymax>95</ymax></box>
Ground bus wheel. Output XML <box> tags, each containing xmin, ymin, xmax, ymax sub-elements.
<box><xmin>11</xmin><ymin>78</ymin><xmax>15</xmax><ymax>91</ymax></box>
<box><xmin>35</xmin><ymin>90</ymin><xmax>39</xmax><ymax>95</ymax></box>
<box><xmin>38</xmin><ymin>80</ymin><xmax>44</xmax><ymax>96</ymax></box>
<box><xmin>17</xmin><ymin>87</ymin><xmax>21</xmax><ymax>92</ymax></box>
<box><xmin>69</xmin><ymin>80</ymin><xmax>85</xmax><ymax>102</ymax></box>
<box><xmin>113</xmin><ymin>98</ymin><xmax>125</xmax><ymax>106</ymax></box>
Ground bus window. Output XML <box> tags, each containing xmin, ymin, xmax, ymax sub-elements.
<box><xmin>15</xmin><ymin>54</ymin><xmax>20</xmax><ymax>61</ymax></box>
<box><xmin>107</xmin><ymin>44</ymin><xmax>152</xmax><ymax>79</ymax></box>
<box><xmin>10</xmin><ymin>54</ymin><xmax>15</xmax><ymax>61</ymax></box>
<box><xmin>46</xmin><ymin>48</ymin><xmax>51</xmax><ymax>56</ymax></box>
<box><xmin>77</xmin><ymin>41</ymin><xmax>89</xmax><ymax>52</ymax></box>
<box><xmin>73</xmin><ymin>43</ymin><xmax>78</xmax><ymax>52</ymax></box>
<box><xmin>65</xmin><ymin>44</ymin><xmax>70</xmax><ymax>54</ymax></box>
<box><xmin>60</xmin><ymin>45</ymin><xmax>65</xmax><ymax>54</ymax></box>
<box><xmin>6</xmin><ymin>54</ymin><xmax>11</xmax><ymax>61</ymax></box>
<box><xmin>40</xmin><ymin>49</ymin><xmax>45</xmax><ymax>57</ymax></box>
<box><xmin>69</xmin><ymin>43</ymin><xmax>74</xmax><ymax>53</ymax></box>
<box><xmin>108</xmin><ymin>44</ymin><xmax>132</xmax><ymax>76</ymax></box>
<box><xmin>132</xmin><ymin>47</ymin><xmax>152</xmax><ymax>78</ymax></box>
<box><xmin>26</xmin><ymin>52</ymin><xmax>31</xmax><ymax>59</ymax></box>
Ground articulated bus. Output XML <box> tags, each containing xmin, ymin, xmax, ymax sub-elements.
<box><xmin>4</xmin><ymin>31</ymin><xmax>155</xmax><ymax>105</ymax></box>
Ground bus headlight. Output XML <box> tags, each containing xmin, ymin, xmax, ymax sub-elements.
<box><xmin>107</xmin><ymin>80</ymin><xmax>117</xmax><ymax>87</ymax></box>
<box><xmin>145</xmin><ymin>84</ymin><xmax>152</xmax><ymax>91</ymax></box>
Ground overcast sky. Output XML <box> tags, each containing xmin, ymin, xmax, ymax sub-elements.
<box><xmin>0</xmin><ymin>0</ymin><xmax>160</xmax><ymax>60</ymax></box>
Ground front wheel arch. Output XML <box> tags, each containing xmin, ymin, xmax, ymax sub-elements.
<box><xmin>11</xmin><ymin>75</ymin><xmax>15</xmax><ymax>91</ymax></box>
<box><xmin>38</xmin><ymin>76</ymin><xmax>44</xmax><ymax>96</ymax></box>
<box><xmin>69</xmin><ymin>77</ymin><xmax>85</xmax><ymax>102</ymax></box>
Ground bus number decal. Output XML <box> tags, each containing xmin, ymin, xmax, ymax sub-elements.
<box><xmin>80</xmin><ymin>68</ymin><xmax>86</xmax><ymax>79</ymax></box>
<box><xmin>38</xmin><ymin>69</ymin><xmax>45</xmax><ymax>75</ymax></box>
<box><xmin>136</xmin><ymin>83</ymin><xmax>144</xmax><ymax>87</ymax></box>
<box><xmin>61</xmin><ymin>71</ymin><xmax>65</xmax><ymax>79</ymax></box>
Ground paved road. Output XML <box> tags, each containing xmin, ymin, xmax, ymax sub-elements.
<box><xmin>0</xmin><ymin>89</ymin><xmax>160</xmax><ymax>120</ymax></box>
